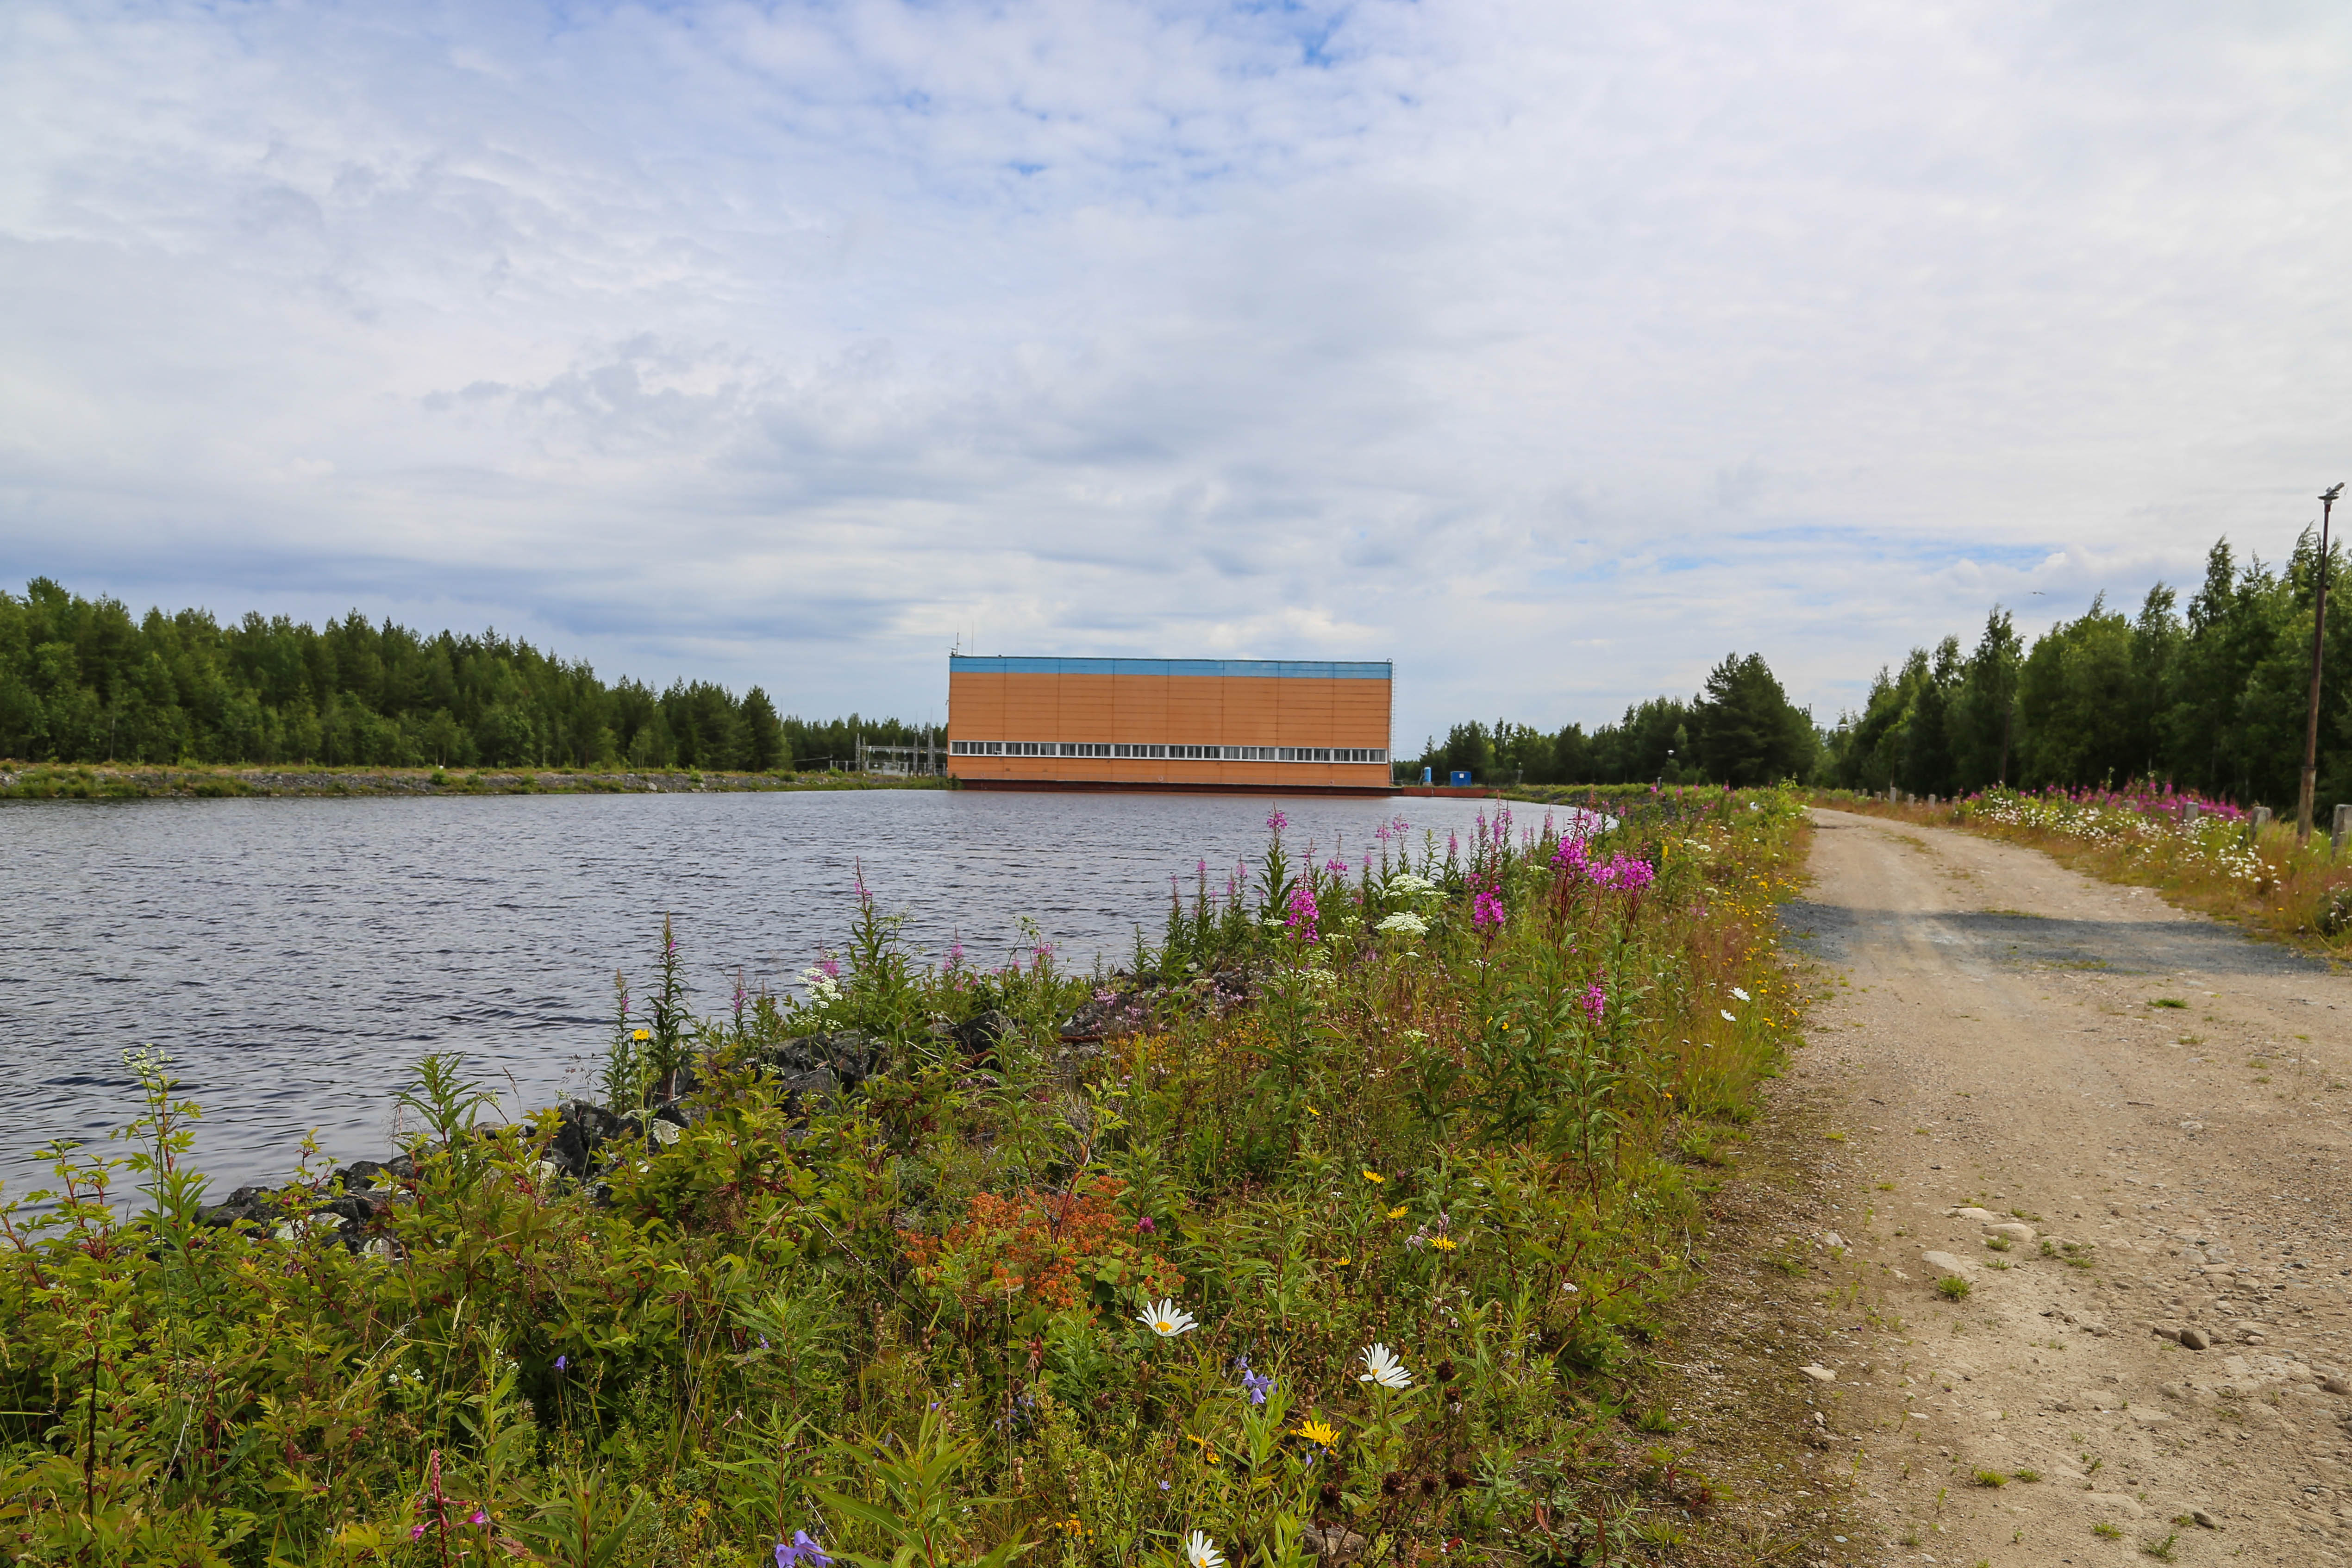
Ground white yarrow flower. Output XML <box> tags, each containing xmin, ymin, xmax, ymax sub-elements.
<box><xmin>1357</xmin><ymin>1343</ymin><xmax>1412</xmax><ymax>1388</ymax></box>
<box><xmin>1730</xmin><ymin>987</ymin><xmax>1751</xmax><ymax>1002</ymax></box>
<box><xmin>1138</xmin><ymin>1299</ymin><xmax>1198</xmax><ymax>1337</ymax></box>
<box><xmin>1376</xmin><ymin>912</ymin><xmax>1429</xmax><ymax>937</ymax></box>
<box><xmin>1720</xmin><ymin>1009</ymin><xmax>1738</xmax><ymax>1023</ymax></box>
<box><xmin>1185</xmin><ymin>1532</ymin><xmax>1224</xmax><ymax>1568</ymax></box>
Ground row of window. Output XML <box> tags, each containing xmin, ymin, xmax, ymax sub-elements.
<box><xmin>950</xmin><ymin>741</ymin><xmax>1389</xmax><ymax>763</ymax></box>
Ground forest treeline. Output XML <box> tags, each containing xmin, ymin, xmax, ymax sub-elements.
<box><xmin>1825</xmin><ymin>533</ymin><xmax>2347</xmax><ymax>807</ymax></box>
<box><xmin>0</xmin><ymin>579</ymin><xmax>936</xmax><ymax>771</ymax></box>
<box><xmin>1420</xmin><ymin>531</ymin><xmax>2346</xmax><ymax>809</ymax></box>
<box><xmin>1414</xmin><ymin>651</ymin><xmax>1818</xmax><ymax>788</ymax></box>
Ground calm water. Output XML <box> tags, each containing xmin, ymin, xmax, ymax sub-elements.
<box><xmin>0</xmin><ymin>789</ymin><xmax>1522</xmax><ymax>1198</ymax></box>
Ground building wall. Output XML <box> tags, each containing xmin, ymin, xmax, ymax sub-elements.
<box><xmin>945</xmin><ymin>657</ymin><xmax>1392</xmax><ymax>788</ymax></box>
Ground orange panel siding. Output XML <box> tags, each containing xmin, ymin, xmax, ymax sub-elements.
<box><xmin>1113</xmin><ymin>675</ymin><xmax>1170</xmax><ymax>744</ymax></box>
<box><xmin>946</xmin><ymin>660</ymin><xmax>1390</xmax><ymax>787</ymax></box>
<box><xmin>1220</xmin><ymin>680</ymin><xmax>1279</xmax><ymax>748</ymax></box>
<box><xmin>950</xmin><ymin>671</ymin><xmax>1006</xmax><ymax>741</ymax></box>
<box><xmin>1058</xmin><ymin>675</ymin><xmax>1116</xmax><ymax>740</ymax></box>
<box><xmin>1166</xmin><ymin>678</ymin><xmax>1225</xmax><ymax>746</ymax></box>
<box><xmin>1332</xmin><ymin>683</ymin><xmax>1390</xmax><ymax>747</ymax></box>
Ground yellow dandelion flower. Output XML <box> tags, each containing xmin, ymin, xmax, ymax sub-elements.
<box><xmin>1430</xmin><ymin>1236</ymin><xmax>1458</xmax><ymax>1252</ymax></box>
<box><xmin>632</xmin><ymin>1029</ymin><xmax>651</xmax><ymax>1041</ymax></box>
<box><xmin>1387</xmin><ymin>1205</ymin><xmax>1408</xmax><ymax>1220</ymax></box>
<box><xmin>1294</xmin><ymin>1418</ymin><xmax>1339</xmax><ymax>1447</ymax></box>
<box><xmin>1334</xmin><ymin>1254</ymin><xmax>1351</xmax><ymax>1267</ymax></box>
<box><xmin>1361</xmin><ymin>1170</ymin><xmax>1384</xmax><ymax>1185</ymax></box>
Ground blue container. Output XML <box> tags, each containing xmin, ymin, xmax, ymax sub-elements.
<box><xmin>1420</xmin><ymin>767</ymin><xmax>1433</xmax><ymax>785</ymax></box>
<box><xmin>1448</xmin><ymin>770</ymin><xmax>1472</xmax><ymax>787</ymax></box>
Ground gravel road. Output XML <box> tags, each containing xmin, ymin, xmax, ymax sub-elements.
<box><xmin>1776</xmin><ymin>808</ymin><xmax>2352</xmax><ymax>1566</ymax></box>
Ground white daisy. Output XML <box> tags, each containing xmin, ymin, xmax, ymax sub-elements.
<box><xmin>1357</xmin><ymin>1343</ymin><xmax>1412</xmax><ymax>1389</ymax></box>
<box><xmin>1730</xmin><ymin>987</ymin><xmax>1751</xmax><ymax>1002</ymax></box>
<box><xmin>1185</xmin><ymin>1532</ymin><xmax>1224</xmax><ymax>1568</ymax></box>
<box><xmin>1138</xmin><ymin>1299</ymin><xmax>1198</xmax><ymax>1337</ymax></box>
<box><xmin>1720</xmin><ymin>1009</ymin><xmax>1738</xmax><ymax>1023</ymax></box>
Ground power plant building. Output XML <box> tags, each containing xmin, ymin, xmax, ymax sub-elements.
<box><xmin>946</xmin><ymin>656</ymin><xmax>1392</xmax><ymax>792</ymax></box>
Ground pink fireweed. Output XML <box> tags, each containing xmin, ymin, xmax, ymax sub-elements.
<box><xmin>1580</xmin><ymin>982</ymin><xmax>1606</xmax><ymax>1022</ymax></box>
<box><xmin>1285</xmin><ymin>883</ymin><xmax>1321</xmax><ymax>942</ymax></box>
<box><xmin>1550</xmin><ymin>837</ymin><xmax>1656</xmax><ymax>891</ymax></box>
<box><xmin>1267</xmin><ymin>808</ymin><xmax>1289</xmax><ymax>834</ymax></box>
<box><xmin>1470</xmin><ymin>873</ymin><xmax>1506</xmax><ymax>931</ymax></box>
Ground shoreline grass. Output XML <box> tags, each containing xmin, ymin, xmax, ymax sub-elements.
<box><xmin>0</xmin><ymin>761</ymin><xmax>952</xmax><ymax>801</ymax></box>
<box><xmin>0</xmin><ymin>790</ymin><xmax>1810</xmax><ymax>1566</ymax></box>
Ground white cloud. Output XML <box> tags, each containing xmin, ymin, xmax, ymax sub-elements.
<box><xmin>2</xmin><ymin>0</ymin><xmax>2348</xmax><ymax>739</ymax></box>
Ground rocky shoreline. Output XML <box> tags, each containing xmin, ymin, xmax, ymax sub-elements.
<box><xmin>194</xmin><ymin>1022</ymin><xmax>945</xmax><ymax>1250</ymax></box>
<box><xmin>194</xmin><ymin>966</ymin><xmax>1265</xmax><ymax>1252</ymax></box>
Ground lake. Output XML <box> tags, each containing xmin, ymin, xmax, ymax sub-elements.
<box><xmin>0</xmin><ymin>788</ymin><xmax>1529</xmax><ymax>1199</ymax></box>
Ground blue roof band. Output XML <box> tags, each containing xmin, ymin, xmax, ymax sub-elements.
<box><xmin>950</xmin><ymin>656</ymin><xmax>1391</xmax><ymax>680</ymax></box>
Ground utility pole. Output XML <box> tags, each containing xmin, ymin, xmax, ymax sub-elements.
<box><xmin>2298</xmin><ymin>482</ymin><xmax>2343</xmax><ymax>843</ymax></box>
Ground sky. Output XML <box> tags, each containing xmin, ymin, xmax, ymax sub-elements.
<box><xmin>4</xmin><ymin>0</ymin><xmax>2350</xmax><ymax>746</ymax></box>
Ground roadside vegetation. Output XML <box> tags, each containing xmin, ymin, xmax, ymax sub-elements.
<box><xmin>1820</xmin><ymin>532</ymin><xmax>2348</xmax><ymax>808</ymax></box>
<box><xmin>1422</xmin><ymin>530</ymin><xmax>2348</xmax><ymax>816</ymax></box>
<box><xmin>1817</xmin><ymin>783</ymin><xmax>2352</xmax><ymax>953</ymax></box>
<box><xmin>0</xmin><ymin>792</ymin><xmax>1808</xmax><ymax>1566</ymax></box>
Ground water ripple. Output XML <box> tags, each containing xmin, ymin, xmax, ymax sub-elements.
<box><xmin>0</xmin><ymin>789</ymin><xmax>1518</xmax><ymax>1195</ymax></box>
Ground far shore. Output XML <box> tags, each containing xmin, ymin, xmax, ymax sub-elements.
<box><xmin>0</xmin><ymin>761</ymin><xmax>953</xmax><ymax>800</ymax></box>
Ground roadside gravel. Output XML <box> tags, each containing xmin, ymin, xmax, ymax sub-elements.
<box><xmin>1771</xmin><ymin>808</ymin><xmax>2352</xmax><ymax>1567</ymax></box>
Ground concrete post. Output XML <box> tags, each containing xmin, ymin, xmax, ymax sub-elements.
<box><xmin>2184</xmin><ymin>801</ymin><xmax>2200</xmax><ymax>824</ymax></box>
<box><xmin>2333</xmin><ymin>803</ymin><xmax>2350</xmax><ymax>858</ymax></box>
<box><xmin>2252</xmin><ymin>806</ymin><xmax>2272</xmax><ymax>832</ymax></box>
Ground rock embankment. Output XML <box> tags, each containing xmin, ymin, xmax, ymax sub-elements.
<box><xmin>191</xmin><ymin>1019</ymin><xmax>952</xmax><ymax>1249</ymax></box>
